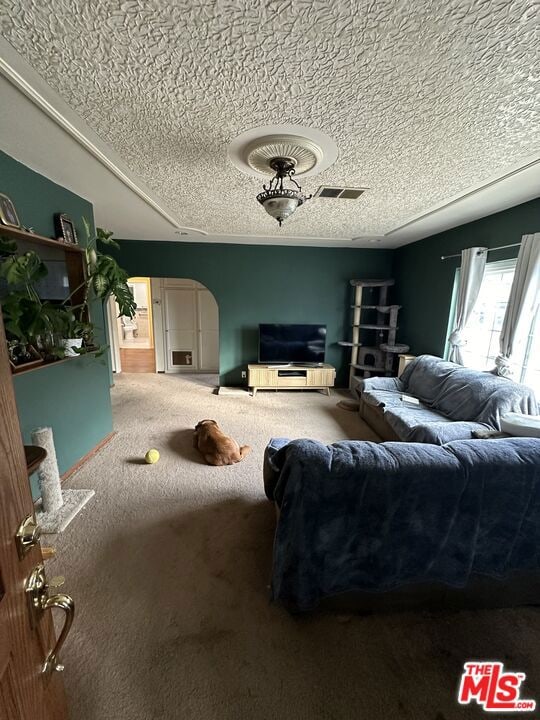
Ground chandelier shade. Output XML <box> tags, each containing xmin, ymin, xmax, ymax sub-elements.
<box><xmin>256</xmin><ymin>190</ymin><xmax>305</xmax><ymax>225</ymax></box>
<box><xmin>255</xmin><ymin>157</ymin><xmax>311</xmax><ymax>226</ymax></box>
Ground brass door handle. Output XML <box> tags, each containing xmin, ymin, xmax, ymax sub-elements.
<box><xmin>41</xmin><ymin>593</ymin><xmax>75</xmax><ymax>673</ymax></box>
<box><xmin>25</xmin><ymin>564</ymin><xmax>75</xmax><ymax>673</ymax></box>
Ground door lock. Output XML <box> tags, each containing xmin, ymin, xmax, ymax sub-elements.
<box><xmin>16</xmin><ymin>514</ymin><xmax>41</xmax><ymax>559</ymax></box>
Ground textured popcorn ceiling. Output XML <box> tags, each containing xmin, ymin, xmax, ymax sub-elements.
<box><xmin>1</xmin><ymin>0</ymin><xmax>538</xmax><ymax>239</ymax></box>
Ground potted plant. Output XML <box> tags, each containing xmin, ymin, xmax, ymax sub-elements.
<box><xmin>6</xmin><ymin>339</ymin><xmax>44</xmax><ymax>371</ymax></box>
<box><xmin>1</xmin><ymin>221</ymin><xmax>136</xmax><ymax>369</ymax></box>
<box><xmin>59</xmin><ymin>310</ymin><xmax>89</xmax><ymax>357</ymax></box>
<box><xmin>58</xmin><ymin>220</ymin><xmax>136</xmax><ymax>354</ymax></box>
<box><xmin>0</xmin><ymin>238</ymin><xmax>66</xmax><ymax>370</ymax></box>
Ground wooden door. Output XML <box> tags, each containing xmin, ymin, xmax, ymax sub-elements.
<box><xmin>164</xmin><ymin>288</ymin><xmax>198</xmax><ymax>372</ymax></box>
<box><xmin>0</xmin><ymin>314</ymin><xmax>69</xmax><ymax>720</ymax></box>
<box><xmin>197</xmin><ymin>289</ymin><xmax>219</xmax><ymax>372</ymax></box>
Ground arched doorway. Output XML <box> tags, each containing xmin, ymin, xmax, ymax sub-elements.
<box><xmin>108</xmin><ymin>277</ymin><xmax>219</xmax><ymax>374</ymax></box>
<box><xmin>107</xmin><ymin>277</ymin><xmax>219</xmax><ymax>374</ymax></box>
<box><xmin>107</xmin><ymin>277</ymin><xmax>219</xmax><ymax>375</ymax></box>
<box><xmin>153</xmin><ymin>278</ymin><xmax>219</xmax><ymax>374</ymax></box>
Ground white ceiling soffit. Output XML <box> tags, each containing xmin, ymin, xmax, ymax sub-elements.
<box><xmin>0</xmin><ymin>2</ymin><xmax>538</xmax><ymax>249</ymax></box>
<box><xmin>387</xmin><ymin>156</ymin><xmax>540</xmax><ymax>247</ymax></box>
<box><xmin>0</xmin><ymin>38</ymin><xmax>207</xmax><ymax>241</ymax></box>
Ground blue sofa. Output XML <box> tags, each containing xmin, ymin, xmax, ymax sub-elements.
<box><xmin>264</xmin><ymin>436</ymin><xmax>540</xmax><ymax>611</ymax></box>
<box><xmin>356</xmin><ymin>355</ymin><xmax>538</xmax><ymax>444</ymax></box>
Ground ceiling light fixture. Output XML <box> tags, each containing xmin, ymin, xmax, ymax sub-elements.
<box><xmin>256</xmin><ymin>157</ymin><xmax>312</xmax><ymax>226</ymax></box>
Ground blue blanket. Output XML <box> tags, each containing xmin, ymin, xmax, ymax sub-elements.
<box><xmin>361</xmin><ymin>355</ymin><xmax>538</xmax><ymax>443</ymax></box>
<box><xmin>264</xmin><ymin>437</ymin><xmax>540</xmax><ymax>610</ymax></box>
<box><xmin>400</xmin><ymin>355</ymin><xmax>538</xmax><ymax>427</ymax></box>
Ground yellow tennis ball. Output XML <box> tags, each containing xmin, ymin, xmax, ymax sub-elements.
<box><xmin>145</xmin><ymin>449</ymin><xmax>160</xmax><ymax>464</ymax></box>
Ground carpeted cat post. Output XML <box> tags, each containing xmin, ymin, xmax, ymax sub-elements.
<box><xmin>31</xmin><ymin>427</ymin><xmax>95</xmax><ymax>534</ymax></box>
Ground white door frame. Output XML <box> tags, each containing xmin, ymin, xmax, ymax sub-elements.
<box><xmin>150</xmin><ymin>278</ymin><xmax>166</xmax><ymax>372</ymax></box>
<box><xmin>106</xmin><ymin>295</ymin><xmax>122</xmax><ymax>373</ymax></box>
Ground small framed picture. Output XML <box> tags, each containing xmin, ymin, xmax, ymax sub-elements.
<box><xmin>0</xmin><ymin>193</ymin><xmax>21</xmax><ymax>228</ymax></box>
<box><xmin>54</xmin><ymin>213</ymin><xmax>78</xmax><ymax>245</ymax></box>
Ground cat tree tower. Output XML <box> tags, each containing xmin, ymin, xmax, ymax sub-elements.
<box><xmin>339</xmin><ymin>279</ymin><xmax>410</xmax><ymax>390</ymax></box>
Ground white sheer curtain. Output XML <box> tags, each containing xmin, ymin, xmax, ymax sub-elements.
<box><xmin>448</xmin><ymin>246</ymin><xmax>488</xmax><ymax>364</ymax></box>
<box><xmin>495</xmin><ymin>233</ymin><xmax>540</xmax><ymax>377</ymax></box>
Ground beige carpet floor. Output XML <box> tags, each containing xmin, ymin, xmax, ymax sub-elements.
<box><xmin>54</xmin><ymin>373</ymin><xmax>540</xmax><ymax>720</ymax></box>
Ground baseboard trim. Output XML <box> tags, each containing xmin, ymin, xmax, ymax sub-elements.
<box><xmin>61</xmin><ymin>431</ymin><xmax>116</xmax><ymax>483</ymax></box>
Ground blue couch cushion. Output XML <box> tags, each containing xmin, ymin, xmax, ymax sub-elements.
<box><xmin>362</xmin><ymin>389</ymin><xmax>405</xmax><ymax>408</ymax></box>
<box><xmin>384</xmin><ymin>406</ymin><xmax>489</xmax><ymax>444</ymax></box>
<box><xmin>384</xmin><ymin>404</ymin><xmax>448</xmax><ymax>434</ymax></box>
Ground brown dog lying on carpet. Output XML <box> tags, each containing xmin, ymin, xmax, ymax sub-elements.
<box><xmin>193</xmin><ymin>419</ymin><xmax>251</xmax><ymax>466</ymax></box>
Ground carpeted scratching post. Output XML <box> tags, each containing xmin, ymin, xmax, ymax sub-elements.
<box><xmin>31</xmin><ymin>426</ymin><xmax>64</xmax><ymax>512</ymax></box>
<box><xmin>31</xmin><ymin>427</ymin><xmax>95</xmax><ymax>534</ymax></box>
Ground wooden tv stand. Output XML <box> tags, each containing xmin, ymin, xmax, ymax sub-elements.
<box><xmin>247</xmin><ymin>363</ymin><xmax>336</xmax><ymax>397</ymax></box>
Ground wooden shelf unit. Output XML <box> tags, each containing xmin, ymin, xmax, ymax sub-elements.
<box><xmin>1</xmin><ymin>226</ymin><xmax>87</xmax><ymax>309</ymax></box>
<box><xmin>248</xmin><ymin>363</ymin><xmax>335</xmax><ymax>397</ymax></box>
<box><xmin>1</xmin><ymin>224</ymin><xmax>90</xmax><ymax>374</ymax></box>
<box><xmin>11</xmin><ymin>351</ymin><xmax>98</xmax><ymax>378</ymax></box>
<box><xmin>353</xmin><ymin>324</ymin><xmax>398</xmax><ymax>330</ymax></box>
<box><xmin>0</xmin><ymin>224</ymin><xmax>84</xmax><ymax>254</ymax></box>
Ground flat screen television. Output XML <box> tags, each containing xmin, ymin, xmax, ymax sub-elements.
<box><xmin>0</xmin><ymin>259</ymin><xmax>69</xmax><ymax>303</ymax></box>
<box><xmin>258</xmin><ymin>324</ymin><xmax>326</xmax><ymax>365</ymax></box>
<box><xmin>34</xmin><ymin>260</ymin><xmax>70</xmax><ymax>301</ymax></box>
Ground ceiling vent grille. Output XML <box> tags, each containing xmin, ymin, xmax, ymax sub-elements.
<box><xmin>315</xmin><ymin>186</ymin><xmax>367</xmax><ymax>200</ymax></box>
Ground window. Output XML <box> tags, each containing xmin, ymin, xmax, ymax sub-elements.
<box><xmin>455</xmin><ymin>258</ymin><xmax>540</xmax><ymax>395</ymax></box>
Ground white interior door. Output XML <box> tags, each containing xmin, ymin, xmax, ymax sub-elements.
<box><xmin>164</xmin><ymin>288</ymin><xmax>197</xmax><ymax>372</ymax></box>
<box><xmin>197</xmin><ymin>289</ymin><xmax>219</xmax><ymax>372</ymax></box>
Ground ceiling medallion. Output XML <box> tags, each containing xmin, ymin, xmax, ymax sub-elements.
<box><xmin>228</xmin><ymin>125</ymin><xmax>338</xmax><ymax>227</ymax></box>
<box><xmin>245</xmin><ymin>135</ymin><xmax>323</xmax><ymax>175</ymax></box>
<box><xmin>256</xmin><ymin>157</ymin><xmax>312</xmax><ymax>227</ymax></box>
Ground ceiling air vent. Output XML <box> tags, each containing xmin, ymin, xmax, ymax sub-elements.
<box><xmin>315</xmin><ymin>186</ymin><xmax>367</xmax><ymax>199</ymax></box>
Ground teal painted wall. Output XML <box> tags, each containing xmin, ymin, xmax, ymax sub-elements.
<box><xmin>0</xmin><ymin>150</ymin><xmax>113</xmax><ymax>498</ymax></box>
<box><xmin>14</xmin><ymin>354</ymin><xmax>113</xmax><ymax>497</ymax></box>
<box><xmin>116</xmin><ymin>240</ymin><xmax>394</xmax><ymax>386</ymax></box>
<box><xmin>393</xmin><ymin>198</ymin><xmax>540</xmax><ymax>358</ymax></box>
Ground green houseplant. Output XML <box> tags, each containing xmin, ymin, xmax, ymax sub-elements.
<box><xmin>0</xmin><ymin>222</ymin><xmax>136</xmax><ymax>368</ymax></box>
<box><xmin>78</xmin><ymin>219</ymin><xmax>137</xmax><ymax>319</ymax></box>
<box><xmin>0</xmin><ymin>238</ymin><xmax>66</xmax><ymax>368</ymax></box>
<box><xmin>57</xmin><ymin>220</ymin><xmax>136</xmax><ymax>355</ymax></box>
